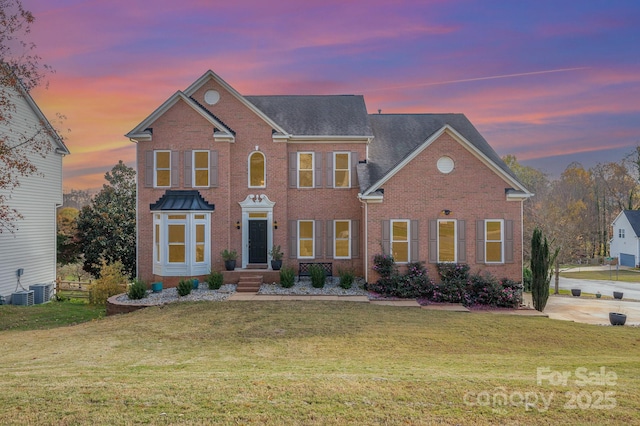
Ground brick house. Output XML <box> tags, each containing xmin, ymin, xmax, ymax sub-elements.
<box><xmin>126</xmin><ymin>70</ymin><xmax>531</xmax><ymax>287</ymax></box>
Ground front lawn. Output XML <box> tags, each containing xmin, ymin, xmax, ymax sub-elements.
<box><xmin>1</xmin><ymin>301</ymin><xmax>638</xmax><ymax>424</ymax></box>
<box><xmin>0</xmin><ymin>299</ymin><xmax>104</xmax><ymax>331</ymax></box>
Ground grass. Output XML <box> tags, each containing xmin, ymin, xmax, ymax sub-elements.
<box><xmin>0</xmin><ymin>301</ymin><xmax>639</xmax><ymax>425</ymax></box>
<box><xmin>560</xmin><ymin>269</ymin><xmax>640</xmax><ymax>283</ymax></box>
<box><xmin>0</xmin><ymin>299</ymin><xmax>104</xmax><ymax>331</ymax></box>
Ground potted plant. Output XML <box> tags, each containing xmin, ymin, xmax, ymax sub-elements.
<box><xmin>269</xmin><ymin>245</ymin><xmax>283</xmax><ymax>270</ymax></box>
<box><xmin>613</xmin><ymin>291</ymin><xmax>623</xmax><ymax>300</ymax></box>
<box><xmin>596</xmin><ymin>291</ymin><xmax>601</xmax><ymax>299</ymax></box>
<box><xmin>609</xmin><ymin>312</ymin><xmax>627</xmax><ymax>326</ymax></box>
<box><xmin>221</xmin><ymin>249</ymin><xmax>238</xmax><ymax>271</ymax></box>
<box><xmin>151</xmin><ymin>282</ymin><xmax>163</xmax><ymax>293</ymax></box>
<box><xmin>192</xmin><ymin>278</ymin><xmax>199</xmax><ymax>290</ymax></box>
<box><xmin>571</xmin><ymin>288</ymin><xmax>581</xmax><ymax>297</ymax></box>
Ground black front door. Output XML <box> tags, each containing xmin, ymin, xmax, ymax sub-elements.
<box><xmin>248</xmin><ymin>220</ymin><xmax>268</xmax><ymax>263</ymax></box>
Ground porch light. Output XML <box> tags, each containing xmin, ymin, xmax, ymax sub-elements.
<box><xmin>235</xmin><ymin>221</ymin><xmax>241</xmax><ymax>229</ymax></box>
<box><xmin>442</xmin><ymin>209</ymin><xmax>452</xmax><ymax>216</ymax></box>
<box><xmin>273</xmin><ymin>221</ymin><xmax>278</xmax><ymax>229</ymax></box>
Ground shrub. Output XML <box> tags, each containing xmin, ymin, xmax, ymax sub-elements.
<box><xmin>367</xmin><ymin>261</ymin><xmax>435</xmax><ymax>298</ymax></box>
<box><xmin>206</xmin><ymin>271</ymin><xmax>224</xmax><ymax>290</ymax></box>
<box><xmin>497</xmin><ymin>278</ymin><xmax>524</xmax><ymax>308</ymax></box>
<box><xmin>464</xmin><ymin>272</ymin><xmax>500</xmax><ymax>306</ymax></box>
<box><xmin>522</xmin><ymin>266</ymin><xmax>532</xmax><ymax>292</ymax></box>
<box><xmin>338</xmin><ymin>268</ymin><xmax>355</xmax><ymax>289</ymax></box>
<box><xmin>531</xmin><ymin>228</ymin><xmax>558</xmax><ymax>312</ymax></box>
<box><xmin>88</xmin><ymin>261</ymin><xmax>128</xmax><ymax>305</ymax></box>
<box><xmin>372</xmin><ymin>253</ymin><xmax>396</xmax><ymax>278</ymax></box>
<box><xmin>280</xmin><ymin>266</ymin><xmax>295</xmax><ymax>288</ymax></box>
<box><xmin>127</xmin><ymin>278</ymin><xmax>148</xmax><ymax>300</ymax></box>
<box><xmin>436</xmin><ymin>263</ymin><xmax>470</xmax><ymax>282</ymax></box>
<box><xmin>177</xmin><ymin>278</ymin><xmax>192</xmax><ymax>297</ymax></box>
<box><xmin>309</xmin><ymin>264</ymin><xmax>326</xmax><ymax>288</ymax></box>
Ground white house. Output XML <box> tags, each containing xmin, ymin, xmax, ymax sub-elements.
<box><xmin>610</xmin><ymin>210</ymin><xmax>640</xmax><ymax>267</ymax></box>
<box><xmin>0</xmin><ymin>81</ymin><xmax>69</xmax><ymax>304</ymax></box>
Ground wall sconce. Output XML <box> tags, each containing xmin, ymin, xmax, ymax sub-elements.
<box><xmin>273</xmin><ymin>221</ymin><xmax>278</xmax><ymax>230</ymax></box>
<box><xmin>442</xmin><ymin>209</ymin><xmax>451</xmax><ymax>216</ymax></box>
<box><xmin>235</xmin><ymin>221</ymin><xmax>241</xmax><ymax>229</ymax></box>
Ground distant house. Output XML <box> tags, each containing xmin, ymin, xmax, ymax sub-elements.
<box><xmin>127</xmin><ymin>70</ymin><xmax>531</xmax><ymax>287</ymax></box>
<box><xmin>0</xmin><ymin>79</ymin><xmax>69</xmax><ymax>304</ymax></box>
<box><xmin>610</xmin><ymin>210</ymin><xmax>640</xmax><ymax>267</ymax></box>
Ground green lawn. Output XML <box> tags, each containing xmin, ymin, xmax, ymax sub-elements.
<box><xmin>0</xmin><ymin>299</ymin><xmax>104</xmax><ymax>331</ymax></box>
<box><xmin>560</xmin><ymin>269</ymin><xmax>640</xmax><ymax>282</ymax></box>
<box><xmin>1</xmin><ymin>301</ymin><xmax>638</xmax><ymax>425</ymax></box>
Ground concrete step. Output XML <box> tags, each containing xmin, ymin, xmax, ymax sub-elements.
<box><xmin>236</xmin><ymin>275</ymin><xmax>263</xmax><ymax>293</ymax></box>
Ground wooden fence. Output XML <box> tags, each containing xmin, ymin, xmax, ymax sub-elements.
<box><xmin>56</xmin><ymin>279</ymin><xmax>93</xmax><ymax>299</ymax></box>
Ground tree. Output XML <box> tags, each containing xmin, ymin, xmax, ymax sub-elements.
<box><xmin>77</xmin><ymin>161</ymin><xmax>136</xmax><ymax>278</ymax></box>
<box><xmin>0</xmin><ymin>0</ymin><xmax>56</xmax><ymax>232</ymax></box>
<box><xmin>530</xmin><ymin>228</ymin><xmax>558</xmax><ymax>312</ymax></box>
<box><xmin>56</xmin><ymin>206</ymin><xmax>81</xmax><ymax>265</ymax></box>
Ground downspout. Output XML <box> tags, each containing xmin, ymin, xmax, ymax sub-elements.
<box><xmin>358</xmin><ymin>195</ymin><xmax>368</xmax><ymax>283</ymax></box>
<box><xmin>521</xmin><ymin>198</ymin><xmax>525</xmax><ymax>283</ymax></box>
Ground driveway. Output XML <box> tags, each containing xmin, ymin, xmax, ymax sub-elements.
<box><xmin>555</xmin><ymin>267</ymin><xmax>640</xmax><ymax>300</ymax></box>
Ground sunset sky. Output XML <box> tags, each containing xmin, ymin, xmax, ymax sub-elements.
<box><xmin>24</xmin><ymin>0</ymin><xmax>640</xmax><ymax>189</ymax></box>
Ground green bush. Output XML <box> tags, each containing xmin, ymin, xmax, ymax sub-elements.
<box><xmin>177</xmin><ymin>278</ymin><xmax>192</xmax><ymax>297</ymax></box>
<box><xmin>367</xmin><ymin>260</ymin><xmax>435</xmax><ymax>299</ymax></box>
<box><xmin>206</xmin><ymin>271</ymin><xmax>224</xmax><ymax>290</ymax></box>
<box><xmin>127</xmin><ymin>278</ymin><xmax>147</xmax><ymax>300</ymax></box>
<box><xmin>372</xmin><ymin>253</ymin><xmax>396</xmax><ymax>278</ymax></box>
<box><xmin>338</xmin><ymin>268</ymin><xmax>355</xmax><ymax>289</ymax></box>
<box><xmin>88</xmin><ymin>261</ymin><xmax>128</xmax><ymax>305</ymax></box>
<box><xmin>522</xmin><ymin>266</ymin><xmax>532</xmax><ymax>292</ymax></box>
<box><xmin>309</xmin><ymin>264</ymin><xmax>326</xmax><ymax>288</ymax></box>
<box><xmin>280</xmin><ymin>266</ymin><xmax>295</xmax><ymax>288</ymax></box>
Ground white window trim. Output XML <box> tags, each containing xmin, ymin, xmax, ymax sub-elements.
<box><xmin>154</xmin><ymin>150</ymin><xmax>171</xmax><ymax>188</ymax></box>
<box><xmin>484</xmin><ymin>219</ymin><xmax>504</xmax><ymax>264</ymax></box>
<box><xmin>153</xmin><ymin>212</ymin><xmax>211</xmax><ymax>276</ymax></box>
<box><xmin>297</xmin><ymin>152</ymin><xmax>314</xmax><ymax>188</ymax></box>
<box><xmin>248</xmin><ymin>151</ymin><xmax>266</xmax><ymax>189</ymax></box>
<box><xmin>334</xmin><ymin>220</ymin><xmax>351</xmax><ymax>259</ymax></box>
<box><xmin>619</xmin><ymin>228</ymin><xmax>625</xmax><ymax>238</ymax></box>
<box><xmin>192</xmin><ymin>150</ymin><xmax>210</xmax><ymax>188</ymax></box>
<box><xmin>391</xmin><ymin>219</ymin><xmax>410</xmax><ymax>264</ymax></box>
<box><xmin>333</xmin><ymin>152</ymin><xmax>351</xmax><ymax>188</ymax></box>
<box><xmin>437</xmin><ymin>219</ymin><xmax>457</xmax><ymax>263</ymax></box>
<box><xmin>298</xmin><ymin>220</ymin><xmax>315</xmax><ymax>259</ymax></box>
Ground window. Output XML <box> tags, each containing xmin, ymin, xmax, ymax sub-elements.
<box><xmin>298</xmin><ymin>153</ymin><xmax>314</xmax><ymax>188</ymax></box>
<box><xmin>153</xmin><ymin>212</ymin><xmax>210</xmax><ymax>276</ymax></box>
<box><xmin>298</xmin><ymin>220</ymin><xmax>314</xmax><ymax>258</ymax></box>
<box><xmin>334</xmin><ymin>220</ymin><xmax>350</xmax><ymax>258</ymax></box>
<box><xmin>249</xmin><ymin>151</ymin><xmax>266</xmax><ymax>188</ymax></box>
<box><xmin>438</xmin><ymin>220</ymin><xmax>456</xmax><ymax>263</ymax></box>
<box><xmin>485</xmin><ymin>220</ymin><xmax>503</xmax><ymax>263</ymax></box>
<box><xmin>155</xmin><ymin>151</ymin><xmax>171</xmax><ymax>187</ymax></box>
<box><xmin>391</xmin><ymin>220</ymin><xmax>409</xmax><ymax>263</ymax></box>
<box><xmin>619</xmin><ymin>229</ymin><xmax>625</xmax><ymax>238</ymax></box>
<box><xmin>334</xmin><ymin>152</ymin><xmax>350</xmax><ymax>188</ymax></box>
<box><xmin>193</xmin><ymin>151</ymin><xmax>209</xmax><ymax>187</ymax></box>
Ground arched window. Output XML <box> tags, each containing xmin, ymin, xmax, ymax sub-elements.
<box><xmin>249</xmin><ymin>151</ymin><xmax>266</xmax><ymax>188</ymax></box>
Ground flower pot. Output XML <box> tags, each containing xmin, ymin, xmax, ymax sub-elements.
<box><xmin>192</xmin><ymin>279</ymin><xmax>199</xmax><ymax>289</ymax></box>
<box><xmin>271</xmin><ymin>260</ymin><xmax>282</xmax><ymax>271</ymax></box>
<box><xmin>571</xmin><ymin>289</ymin><xmax>581</xmax><ymax>297</ymax></box>
<box><xmin>596</xmin><ymin>293</ymin><xmax>602</xmax><ymax>299</ymax></box>
<box><xmin>225</xmin><ymin>260</ymin><xmax>236</xmax><ymax>271</ymax></box>
<box><xmin>609</xmin><ymin>312</ymin><xmax>627</xmax><ymax>326</ymax></box>
<box><xmin>151</xmin><ymin>282</ymin><xmax>163</xmax><ymax>293</ymax></box>
<box><xmin>613</xmin><ymin>291</ymin><xmax>623</xmax><ymax>300</ymax></box>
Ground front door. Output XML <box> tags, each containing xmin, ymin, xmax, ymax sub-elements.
<box><xmin>248</xmin><ymin>220</ymin><xmax>268</xmax><ymax>263</ymax></box>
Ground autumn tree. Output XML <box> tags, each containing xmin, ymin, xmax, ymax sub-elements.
<box><xmin>57</xmin><ymin>206</ymin><xmax>81</xmax><ymax>265</ymax></box>
<box><xmin>0</xmin><ymin>0</ymin><xmax>57</xmax><ymax>231</ymax></box>
<box><xmin>77</xmin><ymin>161</ymin><xmax>136</xmax><ymax>278</ymax></box>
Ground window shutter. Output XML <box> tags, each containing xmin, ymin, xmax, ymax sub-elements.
<box><xmin>326</xmin><ymin>220</ymin><xmax>334</xmax><ymax>258</ymax></box>
<box><xmin>429</xmin><ymin>220</ymin><xmax>437</xmax><ymax>263</ymax></box>
<box><xmin>476</xmin><ymin>220</ymin><xmax>485</xmax><ymax>263</ymax></box>
<box><xmin>288</xmin><ymin>220</ymin><xmax>297</xmax><ymax>259</ymax></box>
<box><xmin>314</xmin><ymin>153</ymin><xmax>323</xmax><ymax>188</ymax></box>
<box><xmin>210</xmin><ymin>150</ymin><xmax>218</xmax><ymax>187</ymax></box>
<box><xmin>145</xmin><ymin>150</ymin><xmax>153</xmax><ymax>187</ymax></box>
<box><xmin>184</xmin><ymin>150</ymin><xmax>192</xmax><ymax>188</ymax></box>
<box><xmin>315</xmin><ymin>220</ymin><xmax>323</xmax><ymax>258</ymax></box>
<box><xmin>289</xmin><ymin>152</ymin><xmax>297</xmax><ymax>188</ymax></box>
<box><xmin>351</xmin><ymin>152</ymin><xmax>359</xmax><ymax>188</ymax></box>
<box><xmin>171</xmin><ymin>150</ymin><xmax>179</xmax><ymax>187</ymax></box>
<box><xmin>326</xmin><ymin>153</ymin><xmax>334</xmax><ymax>188</ymax></box>
<box><xmin>505</xmin><ymin>220</ymin><xmax>514</xmax><ymax>263</ymax></box>
<box><xmin>410</xmin><ymin>220</ymin><xmax>419</xmax><ymax>262</ymax></box>
<box><xmin>352</xmin><ymin>219</ymin><xmax>360</xmax><ymax>258</ymax></box>
<box><xmin>458</xmin><ymin>220</ymin><xmax>467</xmax><ymax>262</ymax></box>
<box><xmin>382</xmin><ymin>220</ymin><xmax>390</xmax><ymax>255</ymax></box>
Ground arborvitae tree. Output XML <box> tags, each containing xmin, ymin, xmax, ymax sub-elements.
<box><xmin>530</xmin><ymin>227</ymin><xmax>558</xmax><ymax>312</ymax></box>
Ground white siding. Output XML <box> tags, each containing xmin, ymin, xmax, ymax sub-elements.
<box><xmin>610</xmin><ymin>213</ymin><xmax>638</xmax><ymax>263</ymax></box>
<box><xmin>0</xmin><ymin>88</ymin><xmax>64</xmax><ymax>303</ymax></box>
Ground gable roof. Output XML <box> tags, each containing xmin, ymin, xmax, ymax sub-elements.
<box><xmin>358</xmin><ymin>113</ymin><xmax>529</xmax><ymax>196</ymax></box>
<box><xmin>245</xmin><ymin>95</ymin><xmax>373</xmax><ymax>139</ymax></box>
<box><xmin>620</xmin><ymin>210</ymin><xmax>640</xmax><ymax>236</ymax></box>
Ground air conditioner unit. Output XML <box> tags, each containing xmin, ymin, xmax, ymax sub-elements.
<box><xmin>29</xmin><ymin>284</ymin><xmax>52</xmax><ymax>304</ymax></box>
<box><xmin>11</xmin><ymin>290</ymin><xmax>34</xmax><ymax>306</ymax></box>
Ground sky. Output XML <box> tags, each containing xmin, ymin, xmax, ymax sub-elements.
<box><xmin>22</xmin><ymin>0</ymin><xmax>640</xmax><ymax>189</ymax></box>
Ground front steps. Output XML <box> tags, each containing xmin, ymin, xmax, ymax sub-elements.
<box><xmin>236</xmin><ymin>275</ymin><xmax>263</xmax><ymax>292</ymax></box>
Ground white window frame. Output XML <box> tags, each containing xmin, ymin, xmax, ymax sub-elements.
<box><xmin>297</xmin><ymin>152</ymin><xmax>314</xmax><ymax>188</ymax></box>
<box><xmin>153</xmin><ymin>212</ymin><xmax>211</xmax><ymax>276</ymax></box>
<box><xmin>437</xmin><ymin>219</ymin><xmax>457</xmax><ymax>263</ymax></box>
<box><xmin>619</xmin><ymin>228</ymin><xmax>625</xmax><ymax>238</ymax></box>
<box><xmin>391</xmin><ymin>219</ymin><xmax>410</xmax><ymax>264</ymax></box>
<box><xmin>192</xmin><ymin>150</ymin><xmax>210</xmax><ymax>188</ymax></box>
<box><xmin>248</xmin><ymin>151</ymin><xmax>266</xmax><ymax>188</ymax></box>
<box><xmin>485</xmin><ymin>219</ymin><xmax>504</xmax><ymax>264</ymax></box>
<box><xmin>154</xmin><ymin>150</ymin><xmax>171</xmax><ymax>188</ymax></box>
<box><xmin>334</xmin><ymin>220</ymin><xmax>351</xmax><ymax>259</ymax></box>
<box><xmin>298</xmin><ymin>220</ymin><xmax>315</xmax><ymax>259</ymax></box>
<box><xmin>333</xmin><ymin>152</ymin><xmax>351</xmax><ymax>188</ymax></box>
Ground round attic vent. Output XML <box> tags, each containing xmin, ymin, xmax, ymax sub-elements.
<box><xmin>204</xmin><ymin>90</ymin><xmax>220</xmax><ymax>105</ymax></box>
<box><xmin>437</xmin><ymin>156</ymin><xmax>454</xmax><ymax>174</ymax></box>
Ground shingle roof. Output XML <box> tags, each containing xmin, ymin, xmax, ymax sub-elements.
<box><xmin>623</xmin><ymin>210</ymin><xmax>640</xmax><ymax>236</ymax></box>
<box><xmin>150</xmin><ymin>190</ymin><xmax>215</xmax><ymax>211</ymax></box>
<box><xmin>245</xmin><ymin>95</ymin><xmax>373</xmax><ymax>137</ymax></box>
